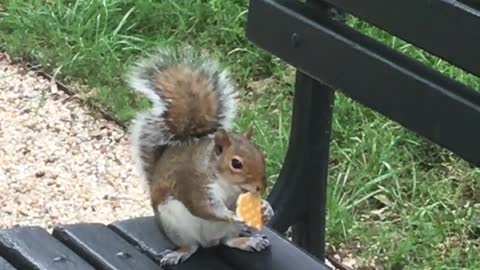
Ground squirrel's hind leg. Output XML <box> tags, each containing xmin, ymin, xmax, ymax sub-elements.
<box><xmin>221</xmin><ymin>236</ymin><xmax>270</xmax><ymax>252</ymax></box>
<box><xmin>159</xmin><ymin>245</ymin><xmax>199</xmax><ymax>266</ymax></box>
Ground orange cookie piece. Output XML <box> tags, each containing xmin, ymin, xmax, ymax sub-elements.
<box><xmin>236</xmin><ymin>192</ymin><xmax>263</xmax><ymax>230</ymax></box>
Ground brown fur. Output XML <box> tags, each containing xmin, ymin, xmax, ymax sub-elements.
<box><xmin>149</xmin><ymin>128</ymin><xmax>266</xmax><ymax>221</ymax></box>
<box><xmin>154</xmin><ymin>66</ymin><xmax>219</xmax><ymax>137</ymax></box>
<box><xmin>215</xmin><ymin>131</ymin><xmax>266</xmax><ymax>193</ymax></box>
<box><xmin>130</xmin><ymin>50</ymin><xmax>269</xmax><ymax>263</ymax></box>
<box><xmin>150</xmin><ymin>137</ymin><xmax>228</xmax><ymax>221</ymax></box>
<box><xmin>228</xmin><ymin>237</ymin><xmax>250</xmax><ymax>247</ymax></box>
<box><xmin>150</xmin><ymin>180</ymin><xmax>172</xmax><ymax>208</ymax></box>
<box><xmin>176</xmin><ymin>246</ymin><xmax>193</xmax><ymax>253</ymax></box>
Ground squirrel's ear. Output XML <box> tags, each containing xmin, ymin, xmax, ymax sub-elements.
<box><xmin>244</xmin><ymin>124</ymin><xmax>254</xmax><ymax>140</ymax></box>
<box><xmin>214</xmin><ymin>128</ymin><xmax>231</xmax><ymax>155</ymax></box>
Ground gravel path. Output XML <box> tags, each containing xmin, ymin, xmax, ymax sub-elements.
<box><xmin>0</xmin><ymin>54</ymin><xmax>151</xmax><ymax>231</ymax></box>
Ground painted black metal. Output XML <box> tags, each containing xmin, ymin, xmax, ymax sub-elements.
<box><xmin>216</xmin><ymin>225</ymin><xmax>329</xmax><ymax>270</ymax></box>
<box><xmin>246</xmin><ymin>0</ymin><xmax>480</xmax><ymax>168</ymax></box>
<box><xmin>52</xmin><ymin>223</ymin><xmax>159</xmax><ymax>270</ymax></box>
<box><xmin>266</xmin><ymin>71</ymin><xmax>334</xmax><ymax>260</ymax></box>
<box><xmin>110</xmin><ymin>216</ymin><xmax>330</xmax><ymax>269</ymax></box>
<box><xmin>321</xmin><ymin>0</ymin><xmax>480</xmax><ymax>77</ymax></box>
<box><xmin>0</xmin><ymin>217</ymin><xmax>334</xmax><ymax>270</ymax></box>
<box><xmin>0</xmin><ymin>256</ymin><xmax>16</xmax><ymax>270</ymax></box>
<box><xmin>462</xmin><ymin>0</ymin><xmax>480</xmax><ymax>8</ymax></box>
<box><xmin>109</xmin><ymin>217</ymin><xmax>235</xmax><ymax>270</ymax></box>
<box><xmin>245</xmin><ymin>0</ymin><xmax>480</xmax><ymax>263</ymax></box>
<box><xmin>290</xmin><ymin>72</ymin><xmax>334</xmax><ymax>260</ymax></box>
<box><xmin>0</xmin><ymin>226</ymin><xmax>94</xmax><ymax>270</ymax></box>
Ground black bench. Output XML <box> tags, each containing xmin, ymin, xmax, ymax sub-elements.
<box><xmin>2</xmin><ymin>0</ymin><xmax>480</xmax><ymax>269</ymax></box>
<box><xmin>246</xmin><ymin>0</ymin><xmax>480</xmax><ymax>262</ymax></box>
<box><xmin>0</xmin><ymin>217</ymin><xmax>327</xmax><ymax>270</ymax></box>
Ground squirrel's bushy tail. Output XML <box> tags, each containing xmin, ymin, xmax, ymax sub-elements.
<box><xmin>127</xmin><ymin>47</ymin><xmax>238</xmax><ymax>182</ymax></box>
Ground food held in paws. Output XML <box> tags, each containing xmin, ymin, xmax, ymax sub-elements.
<box><xmin>236</xmin><ymin>192</ymin><xmax>263</xmax><ymax>230</ymax></box>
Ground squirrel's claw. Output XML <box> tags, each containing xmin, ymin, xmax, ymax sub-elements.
<box><xmin>222</xmin><ymin>236</ymin><xmax>270</xmax><ymax>252</ymax></box>
<box><xmin>231</xmin><ymin>215</ymin><xmax>244</xmax><ymax>224</ymax></box>
<box><xmin>249</xmin><ymin>236</ymin><xmax>270</xmax><ymax>251</ymax></box>
<box><xmin>159</xmin><ymin>246</ymin><xmax>198</xmax><ymax>266</ymax></box>
<box><xmin>261</xmin><ymin>199</ymin><xmax>274</xmax><ymax>225</ymax></box>
<box><xmin>225</xmin><ymin>211</ymin><xmax>246</xmax><ymax>225</ymax></box>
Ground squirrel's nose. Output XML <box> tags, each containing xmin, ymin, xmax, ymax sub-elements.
<box><xmin>256</xmin><ymin>186</ymin><xmax>261</xmax><ymax>192</ymax></box>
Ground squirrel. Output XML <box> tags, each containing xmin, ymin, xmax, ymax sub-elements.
<box><xmin>127</xmin><ymin>47</ymin><xmax>275</xmax><ymax>266</ymax></box>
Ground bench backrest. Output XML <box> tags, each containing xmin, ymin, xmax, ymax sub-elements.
<box><xmin>246</xmin><ymin>0</ymin><xmax>480</xmax><ymax>167</ymax></box>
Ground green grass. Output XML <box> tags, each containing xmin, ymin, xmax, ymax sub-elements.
<box><xmin>1</xmin><ymin>1</ymin><xmax>479</xmax><ymax>269</ymax></box>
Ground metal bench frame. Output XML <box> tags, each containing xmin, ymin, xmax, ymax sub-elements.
<box><xmin>247</xmin><ymin>0</ymin><xmax>480</xmax><ymax>261</ymax></box>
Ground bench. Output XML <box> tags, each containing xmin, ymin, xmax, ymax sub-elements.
<box><xmin>246</xmin><ymin>0</ymin><xmax>480</xmax><ymax>261</ymax></box>
<box><xmin>2</xmin><ymin>0</ymin><xmax>480</xmax><ymax>269</ymax></box>
<box><xmin>0</xmin><ymin>217</ymin><xmax>327</xmax><ymax>270</ymax></box>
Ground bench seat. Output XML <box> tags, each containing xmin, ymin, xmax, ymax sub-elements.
<box><xmin>0</xmin><ymin>216</ymin><xmax>329</xmax><ymax>270</ymax></box>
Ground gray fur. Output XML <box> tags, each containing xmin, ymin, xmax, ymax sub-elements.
<box><xmin>127</xmin><ymin>47</ymin><xmax>238</xmax><ymax>183</ymax></box>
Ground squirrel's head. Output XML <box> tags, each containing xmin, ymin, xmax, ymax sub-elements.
<box><xmin>213</xmin><ymin>126</ymin><xmax>266</xmax><ymax>194</ymax></box>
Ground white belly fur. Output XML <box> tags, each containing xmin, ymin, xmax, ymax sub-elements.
<box><xmin>156</xmin><ymin>199</ymin><xmax>242</xmax><ymax>248</ymax></box>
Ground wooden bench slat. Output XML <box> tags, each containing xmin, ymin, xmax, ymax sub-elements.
<box><xmin>216</xmin><ymin>228</ymin><xmax>329</xmax><ymax>270</ymax></box>
<box><xmin>52</xmin><ymin>223</ymin><xmax>159</xmax><ymax>270</ymax></box>
<box><xmin>109</xmin><ymin>217</ymin><xmax>236</xmax><ymax>270</ymax></box>
<box><xmin>0</xmin><ymin>256</ymin><xmax>16</xmax><ymax>270</ymax></box>
<box><xmin>0</xmin><ymin>226</ymin><xmax>95</xmax><ymax>270</ymax></box>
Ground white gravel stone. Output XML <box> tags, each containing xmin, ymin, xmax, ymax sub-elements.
<box><xmin>0</xmin><ymin>54</ymin><xmax>151</xmax><ymax>232</ymax></box>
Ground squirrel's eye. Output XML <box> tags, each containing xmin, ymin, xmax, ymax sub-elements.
<box><xmin>231</xmin><ymin>158</ymin><xmax>243</xmax><ymax>170</ymax></box>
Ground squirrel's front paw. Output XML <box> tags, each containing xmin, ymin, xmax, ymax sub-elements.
<box><xmin>261</xmin><ymin>199</ymin><xmax>274</xmax><ymax>225</ymax></box>
<box><xmin>225</xmin><ymin>211</ymin><xmax>246</xmax><ymax>225</ymax></box>
<box><xmin>222</xmin><ymin>236</ymin><xmax>270</xmax><ymax>252</ymax></box>
<box><xmin>159</xmin><ymin>246</ymin><xmax>198</xmax><ymax>266</ymax></box>
<box><xmin>245</xmin><ymin>235</ymin><xmax>270</xmax><ymax>252</ymax></box>
<box><xmin>230</xmin><ymin>214</ymin><xmax>242</xmax><ymax>223</ymax></box>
